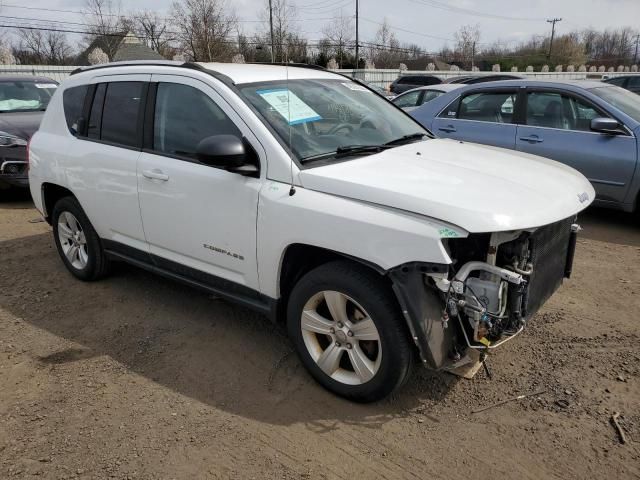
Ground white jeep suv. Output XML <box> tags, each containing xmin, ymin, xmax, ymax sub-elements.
<box><xmin>29</xmin><ymin>61</ymin><xmax>594</xmax><ymax>402</ymax></box>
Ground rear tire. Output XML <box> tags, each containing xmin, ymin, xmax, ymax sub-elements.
<box><xmin>287</xmin><ymin>260</ymin><xmax>413</xmax><ymax>402</ymax></box>
<box><xmin>52</xmin><ymin>196</ymin><xmax>110</xmax><ymax>281</ymax></box>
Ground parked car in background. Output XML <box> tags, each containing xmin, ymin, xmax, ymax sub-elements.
<box><xmin>603</xmin><ymin>75</ymin><xmax>640</xmax><ymax>95</ymax></box>
<box><xmin>411</xmin><ymin>79</ymin><xmax>640</xmax><ymax>213</ymax></box>
<box><xmin>444</xmin><ymin>74</ymin><xmax>523</xmax><ymax>84</ymax></box>
<box><xmin>392</xmin><ymin>84</ymin><xmax>463</xmax><ymax>110</ymax></box>
<box><xmin>0</xmin><ymin>76</ymin><xmax>57</xmax><ymax>191</ymax></box>
<box><xmin>389</xmin><ymin>74</ymin><xmax>442</xmax><ymax>94</ymax></box>
<box><xmin>29</xmin><ymin>61</ymin><xmax>593</xmax><ymax>402</ymax></box>
<box><xmin>362</xmin><ymin>81</ymin><xmax>395</xmax><ymax>99</ymax></box>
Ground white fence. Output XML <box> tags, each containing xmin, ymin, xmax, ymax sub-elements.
<box><xmin>334</xmin><ymin>69</ymin><xmax>623</xmax><ymax>89</ymax></box>
<box><xmin>0</xmin><ymin>64</ymin><xmax>637</xmax><ymax>88</ymax></box>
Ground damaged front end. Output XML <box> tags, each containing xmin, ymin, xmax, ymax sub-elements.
<box><xmin>389</xmin><ymin>217</ymin><xmax>580</xmax><ymax>377</ymax></box>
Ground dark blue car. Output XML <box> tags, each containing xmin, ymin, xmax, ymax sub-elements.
<box><xmin>410</xmin><ymin>80</ymin><xmax>640</xmax><ymax>213</ymax></box>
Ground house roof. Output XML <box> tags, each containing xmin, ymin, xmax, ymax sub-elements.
<box><xmin>75</xmin><ymin>32</ymin><xmax>164</xmax><ymax>66</ymax></box>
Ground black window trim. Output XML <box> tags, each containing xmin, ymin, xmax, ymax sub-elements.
<box><xmin>141</xmin><ymin>81</ymin><xmax>261</xmax><ymax>173</ymax></box>
<box><xmin>522</xmin><ymin>86</ymin><xmax>633</xmax><ymax>136</ymax></box>
<box><xmin>75</xmin><ymin>80</ymin><xmax>148</xmax><ymax>152</ymax></box>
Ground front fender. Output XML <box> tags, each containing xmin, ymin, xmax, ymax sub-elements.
<box><xmin>257</xmin><ymin>182</ymin><xmax>461</xmax><ymax>298</ymax></box>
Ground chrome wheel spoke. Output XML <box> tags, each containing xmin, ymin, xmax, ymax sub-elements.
<box><xmin>317</xmin><ymin>342</ymin><xmax>343</xmax><ymax>377</ymax></box>
<box><xmin>301</xmin><ymin>310</ymin><xmax>334</xmax><ymax>335</ymax></box>
<box><xmin>324</xmin><ymin>291</ymin><xmax>348</xmax><ymax>324</ymax></box>
<box><xmin>78</xmin><ymin>246</ymin><xmax>89</xmax><ymax>265</ymax></box>
<box><xmin>66</xmin><ymin>244</ymin><xmax>79</xmax><ymax>263</ymax></box>
<box><xmin>348</xmin><ymin>344</ymin><xmax>376</xmax><ymax>383</ymax></box>
<box><xmin>58</xmin><ymin>222</ymin><xmax>73</xmax><ymax>240</ymax></box>
<box><xmin>350</xmin><ymin>317</ymin><xmax>379</xmax><ymax>341</ymax></box>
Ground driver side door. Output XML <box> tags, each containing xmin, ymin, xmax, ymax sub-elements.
<box><xmin>137</xmin><ymin>75</ymin><xmax>264</xmax><ymax>294</ymax></box>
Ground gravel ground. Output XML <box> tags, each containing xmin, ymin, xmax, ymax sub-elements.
<box><xmin>1</xmin><ymin>191</ymin><xmax>639</xmax><ymax>479</ymax></box>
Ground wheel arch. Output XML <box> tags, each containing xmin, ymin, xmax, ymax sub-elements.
<box><xmin>275</xmin><ymin>243</ymin><xmax>388</xmax><ymax>323</ymax></box>
<box><xmin>41</xmin><ymin>183</ymin><xmax>76</xmax><ymax>224</ymax></box>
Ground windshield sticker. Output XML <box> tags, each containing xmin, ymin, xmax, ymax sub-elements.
<box><xmin>341</xmin><ymin>82</ymin><xmax>370</xmax><ymax>92</ymax></box>
<box><xmin>439</xmin><ymin>227</ymin><xmax>460</xmax><ymax>238</ymax></box>
<box><xmin>257</xmin><ymin>88</ymin><xmax>322</xmax><ymax>125</ymax></box>
<box><xmin>35</xmin><ymin>83</ymin><xmax>57</xmax><ymax>89</ymax></box>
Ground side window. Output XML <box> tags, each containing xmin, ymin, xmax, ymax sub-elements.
<box><xmin>458</xmin><ymin>91</ymin><xmax>517</xmax><ymax>123</ymax></box>
<box><xmin>153</xmin><ymin>83</ymin><xmax>241</xmax><ymax>159</ymax></box>
<box><xmin>607</xmin><ymin>77</ymin><xmax>626</xmax><ymax>87</ymax></box>
<box><xmin>100</xmin><ymin>82</ymin><xmax>144</xmax><ymax>147</ymax></box>
<box><xmin>627</xmin><ymin>77</ymin><xmax>640</xmax><ymax>89</ymax></box>
<box><xmin>87</xmin><ymin>83</ymin><xmax>106</xmax><ymax>139</ymax></box>
<box><xmin>526</xmin><ymin>91</ymin><xmax>603</xmax><ymax>131</ymax></box>
<box><xmin>393</xmin><ymin>90</ymin><xmax>421</xmax><ymax>108</ymax></box>
<box><xmin>438</xmin><ymin>97</ymin><xmax>460</xmax><ymax>118</ymax></box>
<box><xmin>420</xmin><ymin>90</ymin><xmax>443</xmax><ymax>105</ymax></box>
<box><xmin>62</xmin><ymin>85</ymin><xmax>88</xmax><ymax>135</ymax></box>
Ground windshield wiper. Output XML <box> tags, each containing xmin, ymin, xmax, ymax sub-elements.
<box><xmin>334</xmin><ymin>144</ymin><xmax>386</xmax><ymax>158</ymax></box>
<box><xmin>383</xmin><ymin>132</ymin><xmax>428</xmax><ymax>146</ymax></box>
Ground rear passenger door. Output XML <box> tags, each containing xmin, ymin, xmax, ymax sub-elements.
<box><xmin>136</xmin><ymin>75</ymin><xmax>264</xmax><ymax>294</ymax></box>
<box><xmin>431</xmin><ymin>88</ymin><xmax>519</xmax><ymax>149</ymax></box>
<box><xmin>68</xmin><ymin>74</ymin><xmax>150</xmax><ymax>254</ymax></box>
<box><xmin>516</xmin><ymin>89</ymin><xmax>637</xmax><ymax>204</ymax></box>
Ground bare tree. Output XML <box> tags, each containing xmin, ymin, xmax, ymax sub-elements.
<box><xmin>16</xmin><ymin>29</ymin><xmax>73</xmax><ymax>65</ymax></box>
<box><xmin>83</xmin><ymin>0</ymin><xmax>126</xmax><ymax>59</ymax></box>
<box><xmin>171</xmin><ymin>0</ymin><xmax>237</xmax><ymax>62</ymax></box>
<box><xmin>321</xmin><ymin>11</ymin><xmax>353</xmax><ymax>67</ymax></box>
<box><xmin>129</xmin><ymin>10</ymin><xmax>175</xmax><ymax>58</ymax></box>
<box><xmin>368</xmin><ymin>19</ymin><xmax>403</xmax><ymax>68</ymax></box>
<box><xmin>262</xmin><ymin>0</ymin><xmax>298</xmax><ymax>62</ymax></box>
<box><xmin>454</xmin><ymin>24</ymin><xmax>480</xmax><ymax>69</ymax></box>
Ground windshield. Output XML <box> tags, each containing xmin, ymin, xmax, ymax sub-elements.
<box><xmin>238</xmin><ymin>79</ymin><xmax>428</xmax><ymax>162</ymax></box>
<box><xmin>590</xmin><ymin>86</ymin><xmax>640</xmax><ymax>123</ymax></box>
<box><xmin>0</xmin><ymin>80</ymin><xmax>57</xmax><ymax>113</ymax></box>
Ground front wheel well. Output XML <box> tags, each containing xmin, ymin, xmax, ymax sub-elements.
<box><xmin>42</xmin><ymin>183</ymin><xmax>75</xmax><ymax>224</ymax></box>
<box><xmin>277</xmin><ymin>244</ymin><xmax>387</xmax><ymax>322</ymax></box>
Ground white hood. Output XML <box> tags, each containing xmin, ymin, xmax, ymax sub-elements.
<box><xmin>299</xmin><ymin>139</ymin><xmax>595</xmax><ymax>233</ymax></box>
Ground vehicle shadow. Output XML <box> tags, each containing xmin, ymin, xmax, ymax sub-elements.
<box><xmin>579</xmin><ymin>206</ymin><xmax>640</xmax><ymax>247</ymax></box>
<box><xmin>0</xmin><ymin>187</ymin><xmax>33</xmax><ymax>206</ymax></box>
<box><xmin>0</xmin><ymin>232</ymin><xmax>458</xmax><ymax>430</ymax></box>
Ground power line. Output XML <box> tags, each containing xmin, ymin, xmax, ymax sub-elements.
<box><xmin>409</xmin><ymin>0</ymin><xmax>547</xmax><ymax>22</ymax></box>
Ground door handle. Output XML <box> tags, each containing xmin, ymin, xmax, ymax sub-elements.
<box><xmin>142</xmin><ymin>169</ymin><xmax>169</xmax><ymax>181</ymax></box>
<box><xmin>439</xmin><ymin>125</ymin><xmax>457</xmax><ymax>133</ymax></box>
<box><xmin>519</xmin><ymin>135</ymin><xmax>543</xmax><ymax>143</ymax></box>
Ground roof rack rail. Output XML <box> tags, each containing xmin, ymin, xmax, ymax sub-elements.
<box><xmin>67</xmin><ymin>60</ymin><xmax>235</xmax><ymax>86</ymax></box>
<box><xmin>69</xmin><ymin>60</ymin><xmax>184</xmax><ymax>76</ymax></box>
<box><xmin>245</xmin><ymin>62</ymin><xmax>327</xmax><ymax>71</ymax></box>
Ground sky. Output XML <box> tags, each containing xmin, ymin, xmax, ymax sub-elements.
<box><xmin>3</xmin><ymin>0</ymin><xmax>640</xmax><ymax>53</ymax></box>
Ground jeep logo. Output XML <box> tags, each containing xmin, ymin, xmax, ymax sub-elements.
<box><xmin>577</xmin><ymin>192</ymin><xmax>589</xmax><ymax>204</ymax></box>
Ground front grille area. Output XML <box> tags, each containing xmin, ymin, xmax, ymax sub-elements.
<box><xmin>523</xmin><ymin>217</ymin><xmax>574</xmax><ymax>318</ymax></box>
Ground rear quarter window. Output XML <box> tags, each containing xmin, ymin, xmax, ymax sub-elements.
<box><xmin>62</xmin><ymin>85</ymin><xmax>89</xmax><ymax>135</ymax></box>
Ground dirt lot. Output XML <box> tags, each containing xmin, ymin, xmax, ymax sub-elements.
<box><xmin>0</xmin><ymin>192</ymin><xmax>639</xmax><ymax>480</ymax></box>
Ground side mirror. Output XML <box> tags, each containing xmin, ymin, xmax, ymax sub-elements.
<box><xmin>590</xmin><ymin>117</ymin><xmax>621</xmax><ymax>134</ymax></box>
<box><xmin>196</xmin><ymin>135</ymin><xmax>258</xmax><ymax>175</ymax></box>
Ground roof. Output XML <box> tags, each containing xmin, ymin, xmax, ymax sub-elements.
<box><xmin>112</xmin><ymin>34</ymin><xmax>164</xmax><ymax>62</ymax></box>
<box><xmin>0</xmin><ymin>76</ymin><xmax>57</xmax><ymax>84</ymax></box>
<box><xmin>454</xmin><ymin>78</ymin><xmax>608</xmax><ymax>90</ymax></box>
<box><xmin>195</xmin><ymin>62</ymin><xmax>341</xmax><ymax>84</ymax></box>
<box><xmin>75</xmin><ymin>32</ymin><xmax>165</xmax><ymax>66</ymax></box>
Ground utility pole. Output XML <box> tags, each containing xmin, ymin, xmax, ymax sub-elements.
<box><xmin>269</xmin><ymin>0</ymin><xmax>275</xmax><ymax>62</ymax></box>
<box><xmin>546</xmin><ymin>18</ymin><xmax>562</xmax><ymax>60</ymax></box>
<box><xmin>471</xmin><ymin>41</ymin><xmax>476</xmax><ymax>70</ymax></box>
<box><xmin>355</xmin><ymin>0</ymin><xmax>359</xmax><ymax>71</ymax></box>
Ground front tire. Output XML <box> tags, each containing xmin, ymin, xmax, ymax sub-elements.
<box><xmin>287</xmin><ymin>261</ymin><xmax>413</xmax><ymax>402</ymax></box>
<box><xmin>52</xmin><ymin>196</ymin><xmax>110</xmax><ymax>281</ymax></box>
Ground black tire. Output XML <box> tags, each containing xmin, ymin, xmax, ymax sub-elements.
<box><xmin>287</xmin><ymin>260</ymin><xmax>413</xmax><ymax>402</ymax></box>
<box><xmin>52</xmin><ymin>196</ymin><xmax>110</xmax><ymax>281</ymax></box>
